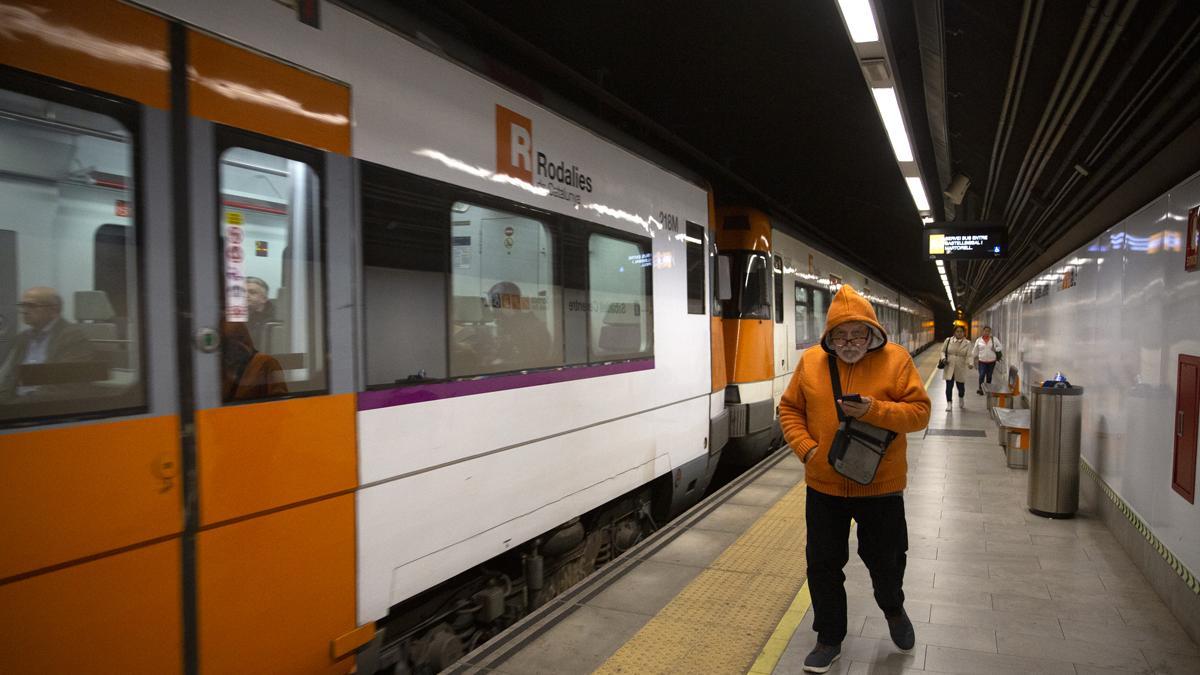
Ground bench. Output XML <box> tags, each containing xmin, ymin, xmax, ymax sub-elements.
<box><xmin>985</xmin><ymin>367</ymin><xmax>1021</xmax><ymax>418</ymax></box>
<box><xmin>994</xmin><ymin>407</ymin><xmax>1031</xmax><ymax>469</ymax></box>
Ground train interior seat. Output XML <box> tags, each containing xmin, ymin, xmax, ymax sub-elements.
<box><xmin>598</xmin><ymin>302</ymin><xmax>642</xmax><ymax>354</ymax></box>
<box><xmin>74</xmin><ymin>290</ymin><xmax>120</xmax><ymax>364</ymax></box>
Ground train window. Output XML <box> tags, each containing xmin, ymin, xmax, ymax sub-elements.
<box><xmin>685</xmin><ymin>221</ymin><xmax>704</xmax><ymax>315</ymax></box>
<box><xmin>722</xmin><ymin>251</ymin><xmax>771</xmax><ymax>320</ymax></box>
<box><xmin>0</xmin><ymin>88</ymin><xmax>144</xmax><ymax>425</ymax></box>
<box><xmin>794</xmin><ymin>282</ymin><xmax>829</xmax><ymax>348</ymax></box>
<box><xmin>773</xmin><ymin>255</ymin><xmax>784</xmax><ymax>324</ymax></box>
<box><xmin>361</xmin><ymin>162</ymin><xmax>450</xmax><ymax>386</ymax></box>
<box><xmin>449</xmin><ymin>202</ymin><xmax>563</xmax><ymax>377</ymax></box>
<box><xmin>588</xmin><ymin>233</ymin><xmax>652</xmax><ymax>361</ymax></box>
<box><xmin>218</xmin><ymin>146</ymin><xmax>326</xmax><ymax>402</ymax></box>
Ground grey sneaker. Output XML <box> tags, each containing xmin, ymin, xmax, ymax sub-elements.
<box><xmin>885</xmin><ymin>608</ymin><xmax>916</xmax><ymax>651</ymax></box>
<box><xmin>803</xmin><ymin>642</ymin><xmax>841</xmax><ymax>673</ymax></box>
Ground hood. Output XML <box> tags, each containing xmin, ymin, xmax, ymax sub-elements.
<box><xmin>820</xmin><ymin>284</ymin><xmax>888</xmax><ymax>353</ymax></box>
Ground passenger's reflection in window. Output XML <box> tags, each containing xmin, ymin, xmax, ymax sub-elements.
<box><xmin>485</xmin><ymin>280</ymin><xmax>553</xmax><ymax>368</ymax></box>
<box><xmin>221</xmin><ymin>321</ymin><xmax>287</xmax><ymax>401</ymax></box>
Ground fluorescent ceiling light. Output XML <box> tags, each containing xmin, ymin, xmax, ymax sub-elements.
<box><xmin>905</xmin><ymin>177</ymin><xmax>930</xmax><ymax>211</ymax></box>
<box><xmin>870</xmin><ymin>88</ymin><xmax>913</xmax><ymax>162</ymax></box>
<box><xmin>837</xmin><ymin>0</ymin><xmax>879</xmax><ymax>43</ymax></box>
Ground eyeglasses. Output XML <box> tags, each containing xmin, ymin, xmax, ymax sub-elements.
<box><xmin>16</xmin><ymin>302</ymin><xmax>52</xmax><ymax>310</ymax></box>
<box><xmin>830</xmin><ymin>335</ymin><xmax>869</xmax><ymax>347</ymax></box>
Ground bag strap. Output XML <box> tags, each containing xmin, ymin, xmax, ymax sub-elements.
<box><xmin>827</xmin><ymin>354</ymin><xmax>846</xmax><ymax>422</ymax></box>
<box><xmin>943</xmin><ymin>338</ymin><xmax>950</xmax><ymax>357</ymax></box>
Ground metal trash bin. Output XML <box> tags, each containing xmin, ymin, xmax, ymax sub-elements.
<box><xmin>1028</xmin><ymin>384</ymin><xmax>1084</xmax><ymax>517</ymax></box>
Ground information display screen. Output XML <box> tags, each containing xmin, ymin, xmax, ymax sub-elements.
<box><xmin>925</xmin><ymin>223</ymin><xmax>1007</xmax><ymax>260</ymax></box>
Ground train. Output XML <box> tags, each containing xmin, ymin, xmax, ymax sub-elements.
<box><xmin>0</xmin><ymin>2</ymin><xmax>933</xmax><ymax>673</ymax></box>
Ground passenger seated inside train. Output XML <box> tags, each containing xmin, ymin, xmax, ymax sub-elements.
<box><xmin>487</xmin><ymin>281</ymin><xmax>553</xmax><ymax>369</ymax></box>
<box><xmin>0</xmin><ymin>286</ymin><xmax>102</xmax><ymax>417</ymax></box>
<box><xmin>221</xmin><ymin>321</ymin><xmax>288</xmax><ymax>401</ymax></box>
<box><xmin>245</xmin><ymin>276</ymin><xmax>283</xmax><ymax>352</ymax></box>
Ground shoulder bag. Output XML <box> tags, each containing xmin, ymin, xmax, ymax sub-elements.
<box><xmin>937</xmin><ymin>338</ymin><xmax>949</xmax><ymax>369</ymax></box>
<box><xmin>826</xmin><ymin>354</ymin><xmax>898</xmax><ymax>485</ymax></box>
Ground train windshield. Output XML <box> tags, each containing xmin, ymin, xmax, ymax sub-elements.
<box><xmin>721</xmin><ymin>250</ymin><xmax>771</xmax><ymax>320</ymax></box>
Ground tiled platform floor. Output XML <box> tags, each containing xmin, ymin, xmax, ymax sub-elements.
<box><xmin>773</xmin><ymin>363</ymin><xmax>1200</xmax><ymax>675</ymax></box>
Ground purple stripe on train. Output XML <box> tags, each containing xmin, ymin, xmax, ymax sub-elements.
<box><xmin>356</xmin><ymin>359</ymin><xmax>655</xmax><ymax>411</ymax></box>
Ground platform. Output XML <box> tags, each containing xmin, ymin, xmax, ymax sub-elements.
<box><xmin>446</xmin><ymin>351</ymin><xmax>1200</xmax><ymax>674</ymax></box>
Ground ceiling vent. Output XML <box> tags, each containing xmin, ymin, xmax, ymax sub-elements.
<box><xmin>861</xmin><ymin>59</ymin><xmax>891</xmax><ymax>86</ymax></box>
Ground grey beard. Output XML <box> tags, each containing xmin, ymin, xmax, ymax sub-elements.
<box><xmin>836</xmin><ymin>347</ymin><xmax>866</xmax><ymax>363</ymax></box>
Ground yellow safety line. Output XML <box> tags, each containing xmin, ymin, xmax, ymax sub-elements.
<box><xmin>593</xmin><ymin>480</ymin><xmax>809</xmax><ymax>675</ymax></box>
<box><xmin>746</xmin><ymin>581</ymin><xmax>811</xmax><ymax>674</ymax></box>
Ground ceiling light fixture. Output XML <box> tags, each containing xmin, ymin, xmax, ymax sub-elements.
<box><xmin>905</xmin><ymin>176</ymin><xmax>930</xmax><ymax>211</ymax></box>
<box><xmin>870</xmin><ymin>87</ymin><xmax>914</xmax><ymax>162</ymax></box>
<box><xmin>836</xmin><ymin>0</ymin><xmax>880</xmax><ymax>43</ymax></box>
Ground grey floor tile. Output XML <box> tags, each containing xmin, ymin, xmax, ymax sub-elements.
<box><xmin>1118</xmin><ymin>605</ymin><xmax>1192</xmax><ymax>631</ymax></box>
<box><xmin>1071</xmin><ymin>666</ymin><xmax>1153</xmax><ymax>675</ymax></box>
<box><xmin>996</xmin><ymin>631</ymin><xmax>1151</xmax><ymax>671</ymax></box>
<box><xmin>641</xmin><ymin>527</ymin><xmax>739</xmax><ymax>568</ymax></box>
<box><xmin>928</xmin><ymin>603</ymin><xmax>1065</xmax><ymax>638</ymax></box>
<box><xmin>934</xmin><ymin>571</ymin><xmax>1050</xmax><ymax>599</ymax></box>
<box><xmin>1139</xmin><ymin>650</ymin><xmax>1200</xmax><ymax>675</ymax></box>
<box><xmin>1059</xmin><ymin>618</ymin><xmax>1198</xmax><ymax>656</ymax></box>
<box><xmin>844</xmin><ymin>662</ymin><xmax>928</xmax><ymax>675</ymax></box>
<box><xmin>729</xmin><ymin>483</ymin><xmax>792</xmax><ymax>507</ymax></box>
<box><xmin>1046</xmin><ymin>588</ymin><xmax>1171</xmax><ymax>612</ymax></box>
<box><xmin>755</xmin><ymin>468</ymin><xmax>806</xmax><ymax>488</ymax></box>
<box><xmin>583</xmin><ymin>559</ymin><xmax>702</xmax><ymax>616</ymax></box>
<box><xmin>902</xmin><ymin>585</ymin><xmax>993</xmax><ymax>610</ymax></box>
<box><xmin>987</xmin><ymin>566</ymin><xmax>1108</xmax><ymax>594</ymax></box>
<box><xmin>907</xmin><ymin>557</ymin><xmax>990</xmax><ymax>579</ymax></box>
<box><xmin>690</xmin><ymin>501</ymin><xmax>769</xmax><ymax>534</ymax></box>
<box><xmin>496</xmin><ymin>604</ymin><xmax>649</xmax><ymax>675</ymax></box>
<box><xmin>838</xmin><ymin>636</ymin><xmax>927</xmax><ymax>669</ymax></box>
<box><xmin>862</xmin><ymin>616</ymin><xmax>997</xmax><ymax>653</ymax></box>
<box><xmin>990</xmin><ymin>593</ymin><xmax>1127</xmax><ymax>625</ymax></box>
<box><xmin>923</xmin><ymin>645</ymin><xmax>1076</xmax><ymax>674</ymax></box>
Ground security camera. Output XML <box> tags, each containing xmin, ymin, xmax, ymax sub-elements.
<box><xmin>944</xmin><ymin>174</ymin><xmax>970</xmax><ymax>205</ymax></box>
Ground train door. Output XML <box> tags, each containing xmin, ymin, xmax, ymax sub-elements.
<box><xmin>179</xmin><ymin>30</ymin><xmax>360</xmax><ymax>674</ymax></box>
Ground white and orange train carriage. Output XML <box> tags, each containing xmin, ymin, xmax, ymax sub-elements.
<box><xmin>0</xmin><ymin>2</ymin><xmax>932</xmax><ymax>673</ymax></box>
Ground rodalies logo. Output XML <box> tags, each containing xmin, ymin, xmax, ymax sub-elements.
<box><xmin>495</xmin><ymin>104</ymin><xmax>593</xmax><ymax>204</ymax></box>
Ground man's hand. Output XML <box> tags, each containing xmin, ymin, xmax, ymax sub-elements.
<box><xmin>839</xmin><ymin>395</ymin><xmax>873</xmax><ymax>418</ymax></box>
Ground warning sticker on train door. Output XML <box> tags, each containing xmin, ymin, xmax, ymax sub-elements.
<box><xmin>225</xmin><ymin>220</ymin><xmax>248</xmax><ymax>321</ymax></box>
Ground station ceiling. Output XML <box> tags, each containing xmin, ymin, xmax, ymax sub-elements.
<box><xmin>370</xmin><ymin>1</ymin><xmax>1200</xmax><ymax>314</ymax></box>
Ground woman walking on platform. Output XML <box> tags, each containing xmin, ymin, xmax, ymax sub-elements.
<box><xmin>972</xmin><ymin>326</ymin><xmax>1002</xmax><ymax>395</ymax></box>
<box><xmin>942</xmin><ymin>325</ymin><xmax>972</xmax><ymax>411</ymax></box>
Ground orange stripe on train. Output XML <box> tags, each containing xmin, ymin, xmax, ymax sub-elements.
<box><xmin>188</xmin><ymin>30</ymin><xmax>351</xmax><ymax>155</ymax></box>
<box><xmin>0</xmin><ymin>539</ymin><xmax>182</xmax><ymax>673</ymax></box>
<box><xmin>198</xmin><ymin>494</ymin><xmax>356</xmax><ymax>675</ymax></box>
<box><xmin>0</xmin><ymin>0</ymin><xmax>170</xmax><ymax>109</ymax></box>
<box><xmin>196</xmin><ymin>393</ymin><xmax>357</xmax><ymax>526</ymax></box>
<box><xmin>0</xmin><ymin>415</ymin><xmax>181</xmax><ymax>580</ymax></box>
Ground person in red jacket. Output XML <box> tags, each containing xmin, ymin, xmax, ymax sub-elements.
<box><xmin>779</xmin><ymin>285</ymin><xmax>931</xmax><ymax>672</ymax></box>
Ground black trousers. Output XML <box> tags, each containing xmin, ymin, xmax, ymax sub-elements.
<box><xmin>978</xmin><ymin>361</ymin><xmax>997</xmax><ymax>389</ymax></box>
<box><xmin>805</xmin><ymin>487</ymin><xmax>908</xmax><ymax>645</ymax></box>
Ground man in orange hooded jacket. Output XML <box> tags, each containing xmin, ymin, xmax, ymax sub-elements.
<box><xmin>780</xmin><ymin>285</ymin><xmax>930</xmax><ymax>672</ymax></box>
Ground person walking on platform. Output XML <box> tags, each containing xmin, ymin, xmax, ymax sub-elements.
<box><xmin>779</xmin><ymin>285</ymin><xmax>931</xmax><ymax>672</ymax></box>
<box><xmin>942</xmin><ymin>325</ymin><xmax>972</xmax><ymax>411</ymax></box>
<box><xmin>971</xmin><ymin>326</ymin><xmax>1002</xmax><ymax>395</ymax></box>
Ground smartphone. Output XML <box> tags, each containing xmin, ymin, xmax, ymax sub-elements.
<box><xmin>840</xmin><ymin>394</ymin><xmax>863</xmax><ymax>403</ymax></box>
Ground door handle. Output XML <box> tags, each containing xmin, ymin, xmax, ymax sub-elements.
<box><xmin>1179</xmin><ymin>410</ymin><xmax>1186</xmax><ymax>438</ymax></box>
<box><xmin>154</xmin><ymin>454</ymin><xmax>178</xmax><ymax>493</ymax></box>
